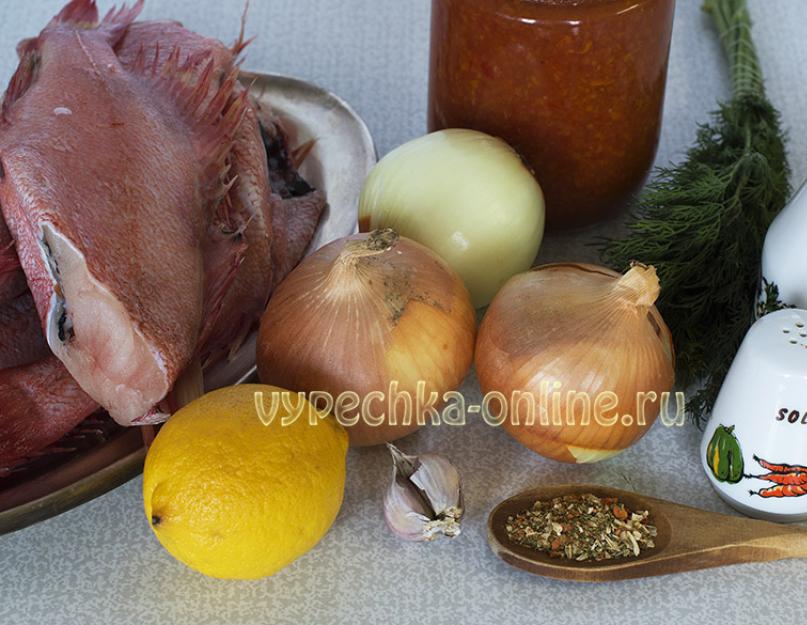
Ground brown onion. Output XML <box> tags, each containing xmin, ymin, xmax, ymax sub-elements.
<box><xmin>257</xmin><ymin>229</ymin><xmax>476</xmax><ymax>446</ymax></box>
<box><xmin>475</xmin><ymin>263</ymin><xmax>675</xmax><ymax>463</ymax></box>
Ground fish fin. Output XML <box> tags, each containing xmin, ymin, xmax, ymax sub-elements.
<box><xmin>197</xmin><ymin>223</ymin><xmax>248</xmax><ymax>350</ymax></box>
<box><xmin>226</xmin><ymin>318</ymin><xmax>253</xmax><ymax>362</ymax></box>
<box><xmin>130</xmin><ymin>406</ymin><xmax>170</xmax><ymax>425</ymax></box>
<box><xmin>231</xmin><ymin>1</ymin><xmax>255</xmax><ymax>59</ymax></box>
<box><xmin>50</xmin><ymin>0</ymin><xmax>143</xmax><ymax>35</ymax></box>
<box><xmin>131</xmin><ymin>45</ymin><xmax>249</xmax><ymax>206</ymax></box>
<box><xmin>99</xmin><ymin>0</ymin><xmax>145</xmax><ymax>45</ymax></box>
<box><xmin>193</xmin><ymin>69</ymin><xmax>250</xmax><ymax>205</ymax></box>
<box><xmin>140</xmin><ymin>425</ymin><xmax>156</xmax><ymax>448</ymax></box>
<box><xmin>199</xmin><ymin>314</ymin><xmax>252</xmax><ymax>370</ymax></box>
<box><xmin>291</xmin><ymin>138</ymin><xmax>317</xmax><ymax>170</ymax></box>
<box><xmin>50</xmin><ymin>0</ymin><xmax>100</xmax><ymax>28</ymax></box>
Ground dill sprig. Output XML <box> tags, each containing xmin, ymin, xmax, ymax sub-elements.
<box><xmin>756</xmin><ymin>279</ymin><xmax>794</xmax><ymax>318</ymax></box>
<box><xmin>601</xmin><ymin>0</ymin><xmax>790</xmax><ymax>427</ymax></box>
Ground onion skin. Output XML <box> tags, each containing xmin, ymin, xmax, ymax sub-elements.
<box><xmin>475</xmin><ymin>263</ymin><xmax>675</xmax><ymax>463</ymax></box>
<box><xmin>257</xmin><ymin>231</ymin><xmax>476</xmax><ymax>446</ymax></box>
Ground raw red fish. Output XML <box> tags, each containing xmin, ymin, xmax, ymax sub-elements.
<box><xmin>0</xmin><ymin>292</ymin><xmax>49</xmax><ymax>370</ymax></box>
<box><xmin>257</xmin><ymin>107</ymin><xmax>327</xmax><ymax>285</ymax></box>
<box><xmin>0</xmin><ymin>355</ymin><xmax>97</xmax><ymax>473</ymax></box>
<box><xmin>0</xmin><ymin>0</ymin><xmax>326</xmax><ymax>470</ymax></box>
<box><xmin>116</xmin><ymin>18</ymin><xmax>325</xmax><ymax>363</ymax></box>
<box><xmin>0</xmin><ymin>217</ymin><xmax>26</xmax><ymax>303</ymax></box>
<box><xmin>0</xmin><ymin>0</ymin><xmax>245</xmax><ymax>424</ymax></box>
<box><xmin>115</xmin><ymin>20</ymin><xmax>271</xmax><ymax>361</ymax></box>
<box><xmin>201</xmin><ymin>100</ymin><xmax>275</xmax><ymax>362</ymax></box>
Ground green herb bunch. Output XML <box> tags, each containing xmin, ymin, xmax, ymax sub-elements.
<box><xmin>601</xmin><ymin>0</ymin><xmax>790</xmax><ymax>426</ymax></box>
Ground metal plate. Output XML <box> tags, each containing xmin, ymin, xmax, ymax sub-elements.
<box><xmin>0</xmin><ymin>73</ymin><xmax>375</xmax><ymax>535</ymax></box>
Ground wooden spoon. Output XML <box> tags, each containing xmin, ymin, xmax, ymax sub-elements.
<box><xmin>487</xmin><ymin>483</ymin><xmax>807</xmax><ymax>582</ymax></box>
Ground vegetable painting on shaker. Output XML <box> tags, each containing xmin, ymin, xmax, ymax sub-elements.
<box><xmin>705</xmin><ymin>425</ymin><xmax>744</xmax><ymax>484</ymax></box>
<box><xmin>748</xmin><ymin>456</ymin><xmax>807</xmax><ymax>499</ymax></box>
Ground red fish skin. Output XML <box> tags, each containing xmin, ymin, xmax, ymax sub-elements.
<box><xmin>201</xmin><ymin>96</ymin><xmax>276</xmax><ymax>362</ymax></box>
<box><xmin>0</xmin><ymin>217</ymin><xmax>28</xmax><ymax>303</ymax></box>
<box><xmin>115</xmin><ymin>20</ymin><xmax>235</xmax><ymax>77</ymax></box>
<box><xmin>254</xmin><ymin>102</ymin><xmax>327</xmax><ymax>286</ymax></box>
<box><xmin>0</xmin><ymin>355</ymin><xmax>98</xmax><ymax>473</ymax></box>
<box><xmin>0</xmin><ymin>292</ymin><xmax>50</xmax><ymax>370</ymax></box>
<box><xmin>116</xmin><ymin>21</ymin><xmax>279</xmax><ymax>364</ymax></box>
<box><xmin>117</xmin><ymin>19</ymin><xmax>325</xmax><ymax>369</ymax></box>
<box><xmin>115</xmin><ymin>21</ymin><xmax>272</xmax><ymax>366</ymax></box>
<box><xmin>269</xmin><ymin>191</ymin><xmax>327</xmax><ymax>286</ymax></box>
<box><xmin>0</xmin><ymin>10</ymin><xmax>244</xmax><ymax>424</ymax></box>
<box><xmin>202</xmin><ymin>106</ymin><xmax>327</xmax><ymax>363</ymax></box>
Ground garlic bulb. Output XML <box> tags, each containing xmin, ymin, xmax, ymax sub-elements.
<box><xmin>383</xmin><ymin>444</ymin><xmax>463</xmax><ymax>542</ymax></box>
<box><xmin>475</xmin><ymin>262</ymin><xmax>675</xmax><ymax>464</ymax></box>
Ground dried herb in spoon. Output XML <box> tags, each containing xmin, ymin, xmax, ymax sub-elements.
<box><xmin>505</xmin><ymin>493</ymin><xmax>657</xmax><ymax>562</ymax></box>
<box><xmin>601</xmin><ymin>0</ymin><xmax>790</xmax><ymax>427</ymax></box>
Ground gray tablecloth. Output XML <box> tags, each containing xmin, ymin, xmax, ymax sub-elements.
<box><xmin>2</xmin><ymin>1</ymin><xmax>807</xmax><ymax>624</ymax></box>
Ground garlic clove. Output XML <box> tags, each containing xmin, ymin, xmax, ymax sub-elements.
<box><xmin>384</xmin><ymin>475</ymin><xmax>433</xmax><ymax>541</ymax></box>
<box><xmin>410</xmin><ymin>453</ymin><xmax>462</xmax><ymax>517</ymax></box>
<box><xmin>383</xmin><ymin>444</ymin><xmax>463</xmax><ymax>542</ymax></box>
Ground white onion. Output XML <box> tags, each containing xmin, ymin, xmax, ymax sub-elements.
<box><xmin>359</xmin><ymin>129</ymin><xmax>545</xmax><ymax>308</ymax></box>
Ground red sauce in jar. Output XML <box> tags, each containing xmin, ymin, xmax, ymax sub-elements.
<box><xmin>428</xmin><ymin>0</ymin><xmax>675</xmax><ymax>230</ymax></box>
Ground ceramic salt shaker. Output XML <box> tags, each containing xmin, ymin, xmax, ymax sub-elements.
<box><xmin>760</xmin><ymin>180</ymin><xmax>807</xmax><ymax>310</ymax></box>
<box><xmin>702</xmin><ymin>309</ymin><xmax>807</xmax><ymax>522</ymax></box>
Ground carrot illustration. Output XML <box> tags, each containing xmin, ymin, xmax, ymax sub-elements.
<box><xmin>745</xmin><ymin>472</ymin><xmax>807</xmax><ymax>486</ymax></box>
<box><xmin>753</xmin><ymin>455</ymin><xmax>807</xmax><ymax>474</ymax></box>
<box><xmin>750</xmin><ymin>484</ymin><xmax>807</xmax><ymax>498</ymax></box>
<box><xmin>746</xmin><ymin>457</ymin><xmax>807</xmax><ymax>497</ymax></box>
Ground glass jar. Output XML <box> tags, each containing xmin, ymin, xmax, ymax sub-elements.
<box><xmin>428</xmin><ymin>0</ymin><xmax>675</xmax><ymax>230</ymax></box>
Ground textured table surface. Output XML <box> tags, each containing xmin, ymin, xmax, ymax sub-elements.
<box><xmin>2</xmin><ymin>1</ymin><xmax>807</xmax><ymax>624</ymax></box>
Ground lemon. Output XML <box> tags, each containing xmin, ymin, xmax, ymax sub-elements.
<box><xmin>143</xmin><ymin>384</ymin><xmax>348</xmax><ymax>580</ymax></box>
